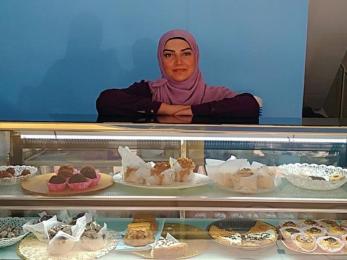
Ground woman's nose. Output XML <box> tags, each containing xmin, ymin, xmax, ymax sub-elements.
<box><xmin>174</xmin><ymin>55</ymin><xmax>183</xmax><ymax>65</ymax></box>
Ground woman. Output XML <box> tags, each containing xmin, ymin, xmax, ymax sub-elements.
<box><xmin>96</xmin><ymin>29</ymin><xmax>261</xmax><ymax>122</ymax></box>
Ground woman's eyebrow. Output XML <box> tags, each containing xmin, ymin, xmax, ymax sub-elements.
<box><xmin>163</xmin><ymin>49</ymin><xmax>175</xmax><ymax>52</ymax></box>
<box><xmin>181</xmin><ymin>47</ymin><xmax>192</xmax><ymax>51</ymax></box>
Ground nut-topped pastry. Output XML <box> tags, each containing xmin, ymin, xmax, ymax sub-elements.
<box><xmin>327</xmin><ymin>225</ymin><xmax>346</xmax><ymax>236</ymax></box>
<box><xmin>280</xmin><ymin>227</ymin><xmax>301</xmax><ymax>240</ymax></box>
<box><xmin>147</xmin><ymin>162</ymin><xmax>173</xmax><ymax>185</ymax></box>
<box><xmin>124</xmin><ymin>222</ymin><xmax>154</xmax><ymax>247</ymax></box>
<box><xmin>301</xmin><ymin>219</ymin><xmax>319</xmax><ymax>227</ymax></box>
<box><xmin>6</xmin><ymin>167</ymin><xmax>15</xmax><ymax>175</ymax></box>
<box><xmin>281</xmin><ymin>221</ymin><xmax>298</xmax><ymax>228</ymax></box>
<box><xmin>292</xmin><ymin>233</ymin><xmax>317</xmax><ymax>252</ymax></box>
<box><xmin>57</xmin><ymin>165</ymin><xmax>74</xmax><ymax>180</ymax></box>
<box><xmin>0</xmin><ymin>225</ymin><xmax>23</xmax><ymax>238</ymax></box>
<box><xmin>0</xmin><ymin>170</ymin><xmax>13</xmax><ymax>178</ymax></box>
<box><xmin>303</xmin><ymin>226</ymin><xmax>326</xmax><ymax>238</ymax></box>
<box><xmin>20</xmin><ymin>169</ymin><xmax>31</xmax><ymax>176</ymax></box>
<box><xmin>317</xmin><ymin>236</ymin><xmax>344</xmax><ymax>252</ymax></box>
<box><xmin>175</xmin><ymin>158</ymin><xmax>195</xmax><ymax>182</ymax></box>
<box><xmin>80</xmin><ymin>221</ymin><xmax>106</xmax><ymax>251</ymax></box>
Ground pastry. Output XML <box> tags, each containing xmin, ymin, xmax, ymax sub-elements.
<box><xmin>80</xmin><ymin>221</ymin><xmax>106</xmax><ymax>251</ymax></box>
<box><xmin>147</xmin><ymin>162</ymin><xmax>172</xmax><ymax>185</ymax></box>
<box><xmin>124</xmin><ymin>167</ymin><xmax>145</xmax><ymax>184</ymax></box>
<box><xmin>20</xmin><ymin>169</ymin><xmax>31</xmax><ymax>176</ymax></box>
<box><xmin>0</xmin><ymin>170</ymin><xmax>13</xmax><ymax>178</ymax></box>
<box><xmin>80</xmin><ymin>166</ymin><xmax>100</xmax><ymax>186</ymax></box>
<box><xmin>292</xmin><ymin>233</ymin><xmax>316</xmax><ymax>252</ymax></box>
<box><xmin>47</xmin><ymin>175</ymin><xmax>66</xmax><ymax>192</ymax></box>
<box><xmin>6</xmin><ymin>167</ymin><xmax>15</xmax><ymax>175</ymax></box>
<box><xmin>329</xmin><ymin>172</ymin><xmax>345</xmax><ymax>182</ymax></box>
<box><xmin>327</xmin><ymin>225</ymin><xmax>346</xmax><ymax>236</ymax></box>
<box><xmin>318</xmin><ymin>219</ymin><xmax>339</xmax><ymax>228</ymax></box>
<box><xmin>281</xmin><ymin>221</ymin><xmax>298</xmax><ymax>228</ymax></box>
<box><xmin>151</xmin><ymin>234</ymin><xmax>188</xmax><ymax>259</ymax></box>
<box><xmin>0</xmin><ymin>225</ymin><xmax>23</xmax><ymax>238</ymax></box>
<box><xmin>132</xmin><ymin>213</ymin><xmax>157</xmax><ymax>231</ymax></box>
<box><xmin>317</xmin><ymin>236</ymin><xmax>344</xmax><ymax>252</ymax></box>
<box><xmin>57</xmin><ymin>165</ymin><xmax>74</xmax><ymax>180</ymax></box>
<box><xmin>280</xmin><ymin>227</ymin><xmax>301</xmax><ymax>239</ymax></box>
<box><xmin>209</xmin><ymin>220</ymin><xmax>277</xmax><ymax>249</ymax></box>
<box><xmin>175</xmin><ymin>158</ymin><xmax>195</xmax><ymax>182</ymax></box>
<box><xmin>303</xmin><ymin>226</ymin><xmax>326</xmax><ymax>238</ymax></box>
<box><xmin>67</xmin><ymin>173</ymin><xmax>91</xmax><ymax>190</ymax></box>
<box><xmin>47</xmin><ymin>224</ymin><xmax>74</xmax><ymax>255</ymax></box>
<box><xmin>230</xmin><ymin>169</ymin><xmax>258</xmax><ymax>193</ymax></box>
<box><xmin>124</xmin><ymin>222</ymin><xmax>154</xmax><ymax>247</ymax></box>
<box><xmin>301</xmin><ymin>219</ymin><xmax>319</xmax><ymax>227</ymax></box>
<box><xmin>257</xmin><ymin>172</ymin><xmax>274</xmax><ymax>190</ymax></box>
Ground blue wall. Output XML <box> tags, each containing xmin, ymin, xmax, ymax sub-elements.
<box><xmin>0</xmin><ymin>0</ymin><xmax>308</xmax><ymax>123</ymax></box>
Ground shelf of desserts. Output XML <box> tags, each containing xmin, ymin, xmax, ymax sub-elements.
<box><xmin>1</xmin><ymin>146</ymin><xmax>347</xmax><ymax>208</ymax></box>
<box><xmin>1</xmin><ymin>212</ymin><xmax>347</xmax><ymax>259</ymax></box>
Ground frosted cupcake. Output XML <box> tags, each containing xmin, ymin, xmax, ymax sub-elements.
<box><xmin>80</xmin><ymin>166</ymin><xmax>100</xmax><ymax>187</ymax></box>
<box><xmin>67</xmin><ymin>174</ymin><xmax>91</xmax><ymax>191</ymax></box>
<box><xmin>48</xmin><ymin>175</ymin><xmax>66</xmax><ymax>192</ymax></box>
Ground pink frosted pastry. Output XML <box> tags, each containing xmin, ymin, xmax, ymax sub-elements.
<box><xmin>47</xmin><ymin>175</ymin><xmax>66</xmax><ymax>192</ymax></box>
<box><xmin>67</xmin><ymin>174</ymin><xmax>92</xmax><ymax>191</ymax></box>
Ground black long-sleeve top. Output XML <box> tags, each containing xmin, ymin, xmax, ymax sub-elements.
<box><xmin>96</xmin><ymin>80</ymin><xmax>260</xmax><ymax>122</ymax></box>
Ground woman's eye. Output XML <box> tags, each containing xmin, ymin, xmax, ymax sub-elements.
<box><xmin>163</xmin><ymin>53</ymin><xmax>172</xmax><ymax>58</ymax></box>
<box><xmin>183</xmin><ymin>52</ymin><xmax>192</xmax><ymax>56</ymax></box>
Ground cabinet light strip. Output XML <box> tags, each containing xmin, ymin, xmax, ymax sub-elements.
<box><xmin>20</xmin><ymin>134</ymin><xmax>347</xmax><ymax>143</ymax></box>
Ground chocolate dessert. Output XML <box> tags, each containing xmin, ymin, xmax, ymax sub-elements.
<box><xmin>20</xmin><ymin>169</ymin><xmax>31</xmax><ymax>176</ymax></box>
<box><xmin>0</xmin><ymin>170</ymin><xmax>13</xmax><ymax>178</ymax></box>
<box><xmin>80</xmin><ymin>166</ymin><xmax>97</xmax><ymax>179</ymax></box>
<box><xmin>48</xmin><ymin>175</ymin><xmax>66</xmax><ymax>184</ymax></box>
<box><xmin>6</xmin><ymin>167</ymin><xmax>15</xmax><ymax>175</ymax></box>
<box><xmin>68</xmin><ymin>173</ymin><xmax>87</xmax><ymax>183</ymax></box>
<box><xmin>57</xmin><ymin>165</ymin><xmax>74</xmax><ymax>179</ymax></box>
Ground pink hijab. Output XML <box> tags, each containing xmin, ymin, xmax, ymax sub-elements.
<box><xmin>148</xmin><ymin>29</ymin><xmax>237</xmax><ymax>105</ymax></box>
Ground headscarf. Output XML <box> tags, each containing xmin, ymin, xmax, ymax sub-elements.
<box><xmin>148</xmin><ymin>29</ymin><xmax>237</xmax><ymax>105</ymax></box>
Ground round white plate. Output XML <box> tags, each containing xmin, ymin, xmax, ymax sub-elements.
<box><xmin>113</xmin><ymin>172</ymin><xmax>210</xmax><ymax>189</ymax></box>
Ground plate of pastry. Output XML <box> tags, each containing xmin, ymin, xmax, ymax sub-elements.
<box><xmin>207</xmin><ymin>219</ymin><xmax>278</xmax><ymax>250</ymax></box>
<box><xmin>279</xmin><ymin>163</ymin><xmax>347</xmax><ymax>190</ymax></box>
<box><xmin>206</xmin><ymin>159</ymin><xmax>281</xmax><ymax>194</ymax></box>
<box><xmin>113</xmin><ymin>171</ymin><xmax>210</xmax><ymax>190</ymax></box>
<box><xmin>0</xmin><ymin>217</ymin><xmax>32</xmax><ymax>248</ymax></box>
<box><xmin>21</xmin><ymin>165</ymin><xmax>113</xmax><ymax>196</ymax></box>
<box><xmin>116</xmin><ymin>146</ymin><xmax>210</xmax><ymax>189</ymax></box>
<box><xmin>281</xmin><ymin>234</ymin><xmax>347</xmax><ymax>255</ymax></box>
<box><xmin>134</xmin><ymin>223</ymin><xmax>209</xmax><ymax>259</ymax></box>
<box><xmin>0</xmin><ymin>165</ymin><xmax>37</xmax><ymax>185</ymax></box>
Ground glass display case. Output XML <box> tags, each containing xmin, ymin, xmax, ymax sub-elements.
<box><xmin>0</xmin><ymin>122</ymin><xmax>347</xmax><ymax>259</ymax></box>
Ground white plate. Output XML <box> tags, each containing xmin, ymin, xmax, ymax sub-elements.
<box><xmin>279</xmin><ymin>163</ymin><xmax>347</xmax><ymax>191</ymax></box>
<box><xmin>0</xmin><ymin>217</ymin><xmax>31</xmax><ymax>248</ymax></box>
<box><xmin>0</xmin><ymin>165</ymin><xmax>38</xmax><ymax>185</ymax></box>
<box><xmin>113</xmin><ymin>172</ymin><xmax>210</xmax><ymax>190</ymax></box>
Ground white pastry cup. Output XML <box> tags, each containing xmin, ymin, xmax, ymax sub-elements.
<box><xmin>291</xmin><ymin>233</ymin><xmax>317</xmax><ymax>252</ymax></box>
<box><xmin>316</xmin><ymin>236</ymin><xmax>344</xmax><ymax>253</ymax></box>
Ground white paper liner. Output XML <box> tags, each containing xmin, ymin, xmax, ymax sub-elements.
<box><xmin>279</xmin><ymin>163</ymin><xmax>347</xmax><ymax>190</ymax></box>
<box><xmin>80</xmin><ymin>222</ymin><xmax>107</xmax><ymax>251</ymax></box>
<box><xmin>47</xmin><ymin>215</ymin><xmax>87</xmax><ymax>255</ymax></box>
<box><xmin>206</xmin><ymin>159</ymin><xmax>281</xmax><ymax>193</ymax></box>
<box><xmin>23</xmin><ymin>215</ymin><xmax>58</xmax><ymax>242</ymax></box>
<box><xmin>118</xmin><ymin>146</ymin><xmax>152</xmax><ymax>184</ymax></box>
<box><xmin>316</xmin><ymin>236</ymin><xmax>345</xmax><ymax>253</ymax></box>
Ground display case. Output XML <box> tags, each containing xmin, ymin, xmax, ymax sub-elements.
<box><xmin>0</xmin><ymin>122</ymin><xmax>347</xmax><ymax>259</ymax></box>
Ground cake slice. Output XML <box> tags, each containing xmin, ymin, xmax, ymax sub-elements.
<box><xmin>151</xmin><ymin>233</ymin><xmax>188</xmax><ymax>259</ymax></box>
<box><xmin>124</xmin><ymin>222</ymin><xmax>154</xmax><ymax>247</ymax></box>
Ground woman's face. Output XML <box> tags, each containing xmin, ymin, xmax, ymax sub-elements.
<box><xmin>162</xmin><ymin>38</ymin><xmax>196</xmax><ymax>82</ymax></box>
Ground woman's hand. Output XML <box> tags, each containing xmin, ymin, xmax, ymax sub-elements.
<box><xmin>157</xmin><ymin>103</ymin><xmax>192</xmax><ymax>116</ymax></box>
